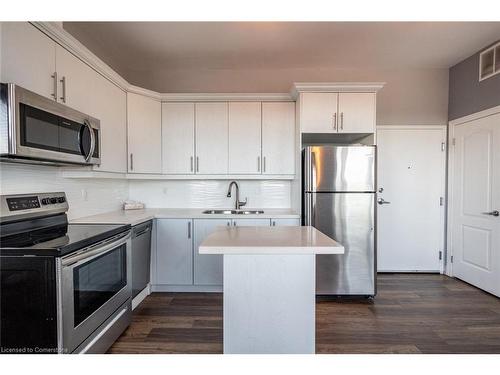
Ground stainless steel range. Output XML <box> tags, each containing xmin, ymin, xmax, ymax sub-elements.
<box><xmin>0</xmin><ymin>192</ymin><xmax>131</xmax><ymax>354</ymax></box>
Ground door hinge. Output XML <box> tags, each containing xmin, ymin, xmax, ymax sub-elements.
<box><xmin>440</xmin><ymin>197</ymin><xmax>444</xmax><ymax>206</ymax></box>
<box><xmin>441</xmin><ymin>142</ymin><xmax>446</xmax><ymax>151</ymax></box>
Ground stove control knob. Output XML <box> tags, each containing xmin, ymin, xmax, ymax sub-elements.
<box><xmin>41</xmin><ymin>198</ymin><xmax>50</xmax><ymax>205</ymax></box>
<box><xmin>57</xmin><ymin>197</ymin><xmax>65</xmax><ymax>203</ymax></box>
<box><xmin>50</xmin><ymin>197</ymin><xmax>57</xmax><ymax>204</ymax></box>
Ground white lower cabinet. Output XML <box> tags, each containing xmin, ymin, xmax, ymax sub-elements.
<box><xmin>155</xmin><ymin>219</ymin><xmax>193</xmax><ymax>285</ymax></box>
<box><xmin>193</xmin><ymin>219</ymin><xmax>231</xmax><ymax>285</ymax></box>
<box><xmin>271</xmin><ymin>218</ymin><xmax>301</xmax><ymax>226</ymax></box>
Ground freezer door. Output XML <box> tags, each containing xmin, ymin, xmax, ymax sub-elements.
<box><xmin>304</xmin><ymin>146</ymin><xmax>376</xmax><ymax>192</ymax></box>
<box><xmin>307</xmin><ymin>192</ymin><xmax>376</xmax><ymax>295</ymax></box>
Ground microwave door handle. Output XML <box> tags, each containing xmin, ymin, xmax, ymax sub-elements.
<box><xmin>82</xmin><ymin>120</ymin><xmax>95</xmax><ymax>163</ymax></box>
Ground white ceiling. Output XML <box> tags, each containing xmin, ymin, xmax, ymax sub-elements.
<box><xmin>63</xmin><ymin>22</ymin><xmax>500</xmax><ymax>91</ymax></box>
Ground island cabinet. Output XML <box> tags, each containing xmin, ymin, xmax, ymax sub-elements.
<box><xmin>300</xmin><ymin>92</ymin><xmax>376</xmax><ymax>134</ymax></box>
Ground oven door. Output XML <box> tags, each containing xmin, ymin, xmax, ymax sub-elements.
<box><xmin>60</xmin><ymin>231</ymin><xmax>131</xmax><ymax>353</ymax></box>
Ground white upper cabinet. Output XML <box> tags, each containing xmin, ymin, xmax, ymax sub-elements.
<box><xmin>127</xmin><ymin>93</ymin><xmax>162</xmax><ymax>174</ymax></box>
<box><xmin>162</xmin><ymin>102</ymin><xmax>195</xmax><ymax>174</ymax></box>
<box><xmin>92</xmin><ymin>74</ymin><xmax>127</xmax><ymax>173</ymax></box>
<box><xmin>300</xmin><ymin>92</ymin><xmax>338</xmax><ymax>133</ymax></box>
<box><xmin>228</xmin><ymin>102</ymin><xmax>262</xmax><ymax>174</ymax></box>
<box><xmin>55</xmin><ymin>45</ymin><xmax>95</xmax><ymax>115</ymax></box>
<box><xmin>337</xmin><ymin>93</ymin><xmax>376</xmax><ymax>133</ymax></box>
<box><xmin>300</xmin><ymin>92</ymin><xmax>376</xmax><ymax>134</ymax></box>
<box><xmin>1</xmin><ymin>22</ymin><xmax>56</xmax><ymax>100</ymax></box>
<box><xmin>262</xmin><ymin>102</ymin><xmax>295</xmax><ymax>175</ymax></box>
<box><xmin>195</xmin><ymin>102</ymin><xmax>228</xmax><ymax>174</ymax></box>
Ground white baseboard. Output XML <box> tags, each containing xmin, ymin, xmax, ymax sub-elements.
<box><xmin>132</xmin><ymin>284</ymin><xmax>151</xmax><ymax>310</ymax></box>
<box><xmin>151</xmin><ymin>284</ymin><xmax>223</xmax><ymax>293</ymax></box>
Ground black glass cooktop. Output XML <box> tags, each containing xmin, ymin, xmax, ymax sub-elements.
<box><xmin>0</xmin><ymin>214</ymin><xmax>130</xmax><ymax>257</ymax></box>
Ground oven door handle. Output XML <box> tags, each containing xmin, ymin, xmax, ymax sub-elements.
<box><xmin>62</xmin><ymin>231</ymin><xmax>130</xmax><ymax>267</ymax></box>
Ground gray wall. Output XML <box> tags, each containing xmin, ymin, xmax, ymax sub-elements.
<box><xmin>449</xmin><ymin>46</ymin><xmax>500</xmax><ymax>121</ymax></box>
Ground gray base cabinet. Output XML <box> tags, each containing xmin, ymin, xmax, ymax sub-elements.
<box><xmin>194</xmin><ymin>219</ymin><xmax>231</xmax><ymax>285</ymax></box>
<box><xmin>156</xmin><ymin>219</ymin><xmax>193</xmax><ymax>285</ymax></box>
<box><xmin>154</xmin><ymin>217</ymin><xmax>300</xmax><ymax>290</ymax></box>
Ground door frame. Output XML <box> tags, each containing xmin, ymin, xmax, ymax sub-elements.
<box><xmin>377</xmin><ymin>125</ymin><xmax>447</xmax><ymax>274</ymax></box>
<box><xmin>447</xmin><ymin>104</ymin><xmax>500</xmax><ymax>277</ymax></box>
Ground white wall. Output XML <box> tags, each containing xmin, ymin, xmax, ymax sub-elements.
<box><xmin>128</xmin><ymin>180</ymin><xmax>291</xmax><ymax>209</ymax></box>
<box><xmin>0</xmin><ymin>164</ymin><xmax>128</xmax><ymax>220</ymax></box>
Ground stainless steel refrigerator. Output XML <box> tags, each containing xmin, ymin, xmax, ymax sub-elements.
<box><xmin>303</xmin><ymin>145</ymin><xmax>376</xmax><ymax>296</ymax></box>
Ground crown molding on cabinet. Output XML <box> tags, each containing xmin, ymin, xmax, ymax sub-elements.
<box><xmin>290</xmin><ymin>82</ymin><xmax>386</xmax><ymax>99</ymax></box>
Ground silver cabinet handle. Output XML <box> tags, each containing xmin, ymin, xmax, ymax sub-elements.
<box><xmin>196</xmin><ymin>156</ymin><xmax>199</xmax><ymax>172</ymax></box>
<box><xmin>340</xmin><ymin>112</ymin><xmax>344</xmax><ymax>130</ymax></box>
<box><xmin>377</xmin><ymin>198</ymin><xmax>391</xmax><ymax>205</ymax></box>
<box><xmin>190</xmin><ymin>156</ymin><xmax>194</xmax><ymax>172</ymax></box>
<box><xmin>130</xmin><ymin>153</ymin><xmax>134</xmax><ymax>171</ymax></box>
<box><xmin>60</xmin><ymin>76</ymin><xmax>67</xmax><ymax>103</ymax></box>
<box><xmin>51</xmin><ymin>72</ymin><xmax>58</xmax><ymax>101</ymax></box>
<box><xmin>272</xmin><ymin>221</ymin><xmax>276</xmax><ymax>226</ymax></box>
<box><xmin>333</xmin><ymin>113</ymin><xmax>337</xmax><ymax>130</ymax></box>
<box><xmin>482</xmin><ymin>210</ymin><xmax>499</xmax><ymax>217</ymax></box>
<box><xmin>263</xmin><ymin>156</ymin><xmax>266</xmax><ymax>173</ymax></box>
<box><xmin>187</xmin><ymin>221</ymin><xmax>191</xmax><ymax>239</ymax></box>
<box><xmin>227</xmin><ymin>221</ymin><xmax>231</xmax><ymax>227</ymax></box>
<box><xmin>233</xmin><ymin>221</ymin><xmax>236</xmax><ymax>227</ymax></box>
<box><xmin>257</xmin><ymin>156</ymin><xmax>261</xmax><ymax>172</ymax></box>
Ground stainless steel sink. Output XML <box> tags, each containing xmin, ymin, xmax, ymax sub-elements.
<box><xmin>202</xmin><ymin>209</ymin><xmax>264</xmax><ymax>215</ymax></box>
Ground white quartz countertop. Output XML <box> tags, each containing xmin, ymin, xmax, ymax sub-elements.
<box><xmin>70</xmin><ymin>208</ymin><xmax>300</xmax><ymax>226</ymax></box>
<box><xmin>199</xmin><ymin>226</ymin><xmax>344</xmax><ymax>255</ymax></box>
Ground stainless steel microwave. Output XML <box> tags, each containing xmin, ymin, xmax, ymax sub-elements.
<box><xmin>0</xmin><ymin>83</ymin><xmax>100</xmax><ymax>165</ymax></box>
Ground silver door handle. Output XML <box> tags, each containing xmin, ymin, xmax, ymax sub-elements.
<box><xmin>196</xmin><ymin>157</ymin><xmax>199</xmax><ymax>172</ymax></box>
<box><xmin>130</xmin><ymin>153</ymin><xmax>134</xmax><ymax>171</ymax></box>
<box><xmin>257</xmin><ymin>156</ymin><xmax>261</xmax><ymax>172</ymax></box>
<box><xmin>377</xmin><ymin>198</ymin><xmax>391</xmax><ymax>205</ymax></box>
<box><xmin>482</xmin><ymin>210</ymin><xmax>499</xmax><ymax>217</ymax></box>
<box><xmin>51</xmin><ymin>72</ymin><xmax>58</xmax><ymax>101</ymax></box>
<box><xmin>60</xmin><ymin>76</ymin><xmax>67</xmax><ymax>103</ymax></box>
<box><xmin>187</xmin><ymin>221</ymin><xmax>191</xmax><ymax>239</ymax></box>
<box><xmin>263</xmin><ymin>156</ymin><xmax>266</xmax><ymax>173</ymax></box>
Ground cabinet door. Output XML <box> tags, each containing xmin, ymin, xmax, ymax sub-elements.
<box><xmin>127</xmin><ymin>93</ymin><xmax>162</xmax><ymax>173</ymax></box>
<box><xmin>193</xmin><ymin>219</ymin><xmax>231</xmax><ymax>285</ymax></box>
<box><xmin>232</xmin><ymin>218</ymin><xmax>271</xmax><ymax>227</ymax></box>
<box><xmin>1</xmin><ymin>22</ymin><xmax>56</xmax><ymax>100</ymax></box>
<box><xmin>271</xmin><ymin>218</ymin><xmax>300</xmax><ymax>226</ymax></box>
<box><xmin>162</xmin><ymin>102</ymin><xmax>195</xmax><ymax>174</ymax></box>
<box><xmin>55</xmin><ymin>45</ymin><xmax>95</xmax><ymax>114</ymax></box>
<box><xmin>228</xmin><ymin>102</ymin><xmax>262</xmax><ymax>174</ymax></box>
<box><xmin>338</xmin><ymin>93</ymin><xmax>376</xmax><ymax>133</ymax></box>
<box><xmin>300</xmin><ymin>92</ymin><xmax>338</xmax><ymax>133</ymax></box>
<box><xmin>155</xmin><ymin>219</ymin><xmax>193</xmax><ymax>285</ymax></box>
<box><xmin>262</xmin><ymin>102</ymin><xmax>295</xmax><ymax>175</ymax></box>
<box><xmin>195</xmin><ymin>102</ymin><xmax>228</xmax><ymax>174</ymax></box>
<box><xmin>92</xmin><ymin>74</ymin><xmax>127</xmax><ymax>173</ymax></box>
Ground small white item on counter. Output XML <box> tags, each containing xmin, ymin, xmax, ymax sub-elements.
<box><xmin>123</xmin><ymin>200</ymin><xmax>145</xmax><ymax>210</ymax></box>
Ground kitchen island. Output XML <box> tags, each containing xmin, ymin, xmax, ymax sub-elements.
<box><xmin>199</xmin><ymin>226</ymin><xmax>344</xmax><ymax>354</ymax></box>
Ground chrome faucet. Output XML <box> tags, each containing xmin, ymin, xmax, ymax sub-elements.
<box><xmin>227</xmin><ymin>181</ymin><xmax>247</xmax><ymax>210</ymax></box>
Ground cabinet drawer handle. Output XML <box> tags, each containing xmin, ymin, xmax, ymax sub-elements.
<box><xmin>340</xmin><ymin>112</ymin><xmax>344</xmax><ymax>130</ymax></box>
<box><xmin>333</xmin><ymin>113</ymin><xmax>337</xmax><ymax>130</ymax></box>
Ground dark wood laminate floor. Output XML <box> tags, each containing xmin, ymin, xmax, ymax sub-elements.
<box><xmin>108</xmin><ymin>274</ymin><xmax>500</xmax><ymax>354</ymax></box>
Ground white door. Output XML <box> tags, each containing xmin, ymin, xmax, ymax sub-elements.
<box><xmin>127</xmin><ymin>93</ymin><xmax>162</xmax><ymax>174</ymax></box>
<box><xmin>300</xmin><ymin>92</ymin><xmax>338</xmax><ymax>133</ymax></box>
<box><xmin>1</xmin><ymin>22</ymin><xmax>56</xmax><ymax>100</ymax></box>
<box><xmin>377</xmin><ymin>126</ymin><xmax>446</xmax><ymax>272</ymax></box>
<box><xmin>228</xmin><ymin>102</ymin><xmax>262</xmax><ymax>174</ymax></box>
<box><xmin>55</xmin><ymin>44</ymin><xmax>95</xmax><ymax>114</ymax></box>
<box><xmin>338</xmin><ymin>93</ymin><xmax>376</xmax><ymax>133</ymax></box>
<box><xmin>162</xmin><ymin>102</ymin><xmax>195</xmax><ymax>174</ymax></box>
<box><xmin>195</xmin><ymin>102</ymin><xmax>228</xmax><ymax>174</ymax></box>
<box><xmin>91</xmin><ymin>74</ymin><xmax>127</xmax><ymax>173</ymax></box>
<box><xmin>450</xmin><ymin>113</ymin><xmax>500</xmax><ymax>297</ymax></box>
<box><xmin>262</xmin><ymin>102</ymin><xmax>295</xmax><ymax>175</ymax></box>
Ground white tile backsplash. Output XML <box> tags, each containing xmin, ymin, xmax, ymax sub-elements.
<box><xmin>0</xmin><ymin>164</ymin><xmax>128</xmax><ymax>220</ymax></box>
<box><xmin>128</xmin><ymin>180</ymin><xmax>291</xmax><ymax>209</ymax></box>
